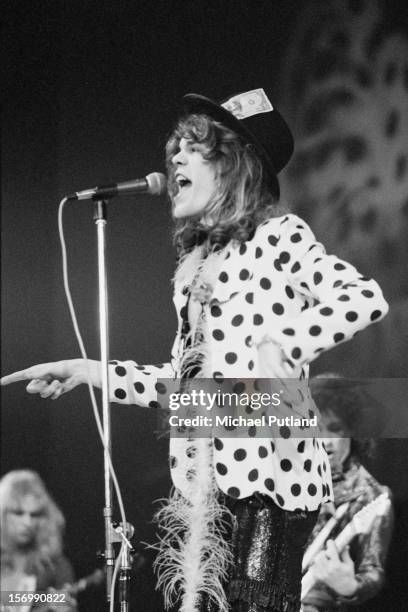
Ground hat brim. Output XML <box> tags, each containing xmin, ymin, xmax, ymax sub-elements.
<box><xmin>182</xmin><ymin>93</ymin><xmax>281</xmax><ymax>198</ymax></box>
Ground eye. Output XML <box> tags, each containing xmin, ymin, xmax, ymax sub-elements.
<box><xmin>328</xmin><ymin>424</ymin><xmax>343</xmax><ymax>433</ymax></box>
<box><xmin>189</xmin><ymin>142</ymin><xmax>205</xmax><ymax>154</ymax></box>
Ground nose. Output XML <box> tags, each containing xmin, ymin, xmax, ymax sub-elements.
<box><xmin>172</xmin><ymin>148</ymin><xmax>187</xmax><ymax>166</ymax></box>
<box><xmin>18</xmin><ymin>514</ymin><xmax>33</xmax><ymax>532</ymax></box>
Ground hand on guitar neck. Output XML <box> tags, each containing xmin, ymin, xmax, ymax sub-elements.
<box><xmin>33</xmin><ymin>569</ymin><xmax>105</xmax><ymax>612</ymax></box>
<box><xmin>301</xmin><ymin>493</ymin><xmax>391</xmax><ymax>601</ymax></box>
<box><xmin>306</xmin><ymin>540</ymin><xmax>358</xmax><ymax>597</ymax></box>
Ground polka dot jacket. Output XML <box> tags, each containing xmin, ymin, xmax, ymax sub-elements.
<box><xmin>108</xmin><ymin>214</ymin><xmax>389</xmax><ymax>511</ymax></box>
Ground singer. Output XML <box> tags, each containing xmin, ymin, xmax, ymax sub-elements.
<box><xmin>1</xmin><ymin>88</ymin><xmax>389</xmax><ymax>611</ymax></box>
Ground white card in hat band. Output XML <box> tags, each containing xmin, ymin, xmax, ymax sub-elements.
<box><xmin>221</xmin><ymin>88</ymin><xmax>273</xmax><ymax>120</ymax></box>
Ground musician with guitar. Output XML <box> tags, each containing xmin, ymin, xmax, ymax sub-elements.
<box><xmin>0</xmin><ymin>470</ymin><xmax>77</xmax><ymax>612</ymax></box>
<box><xmin>301</xmin><ymin>376</ymin><xmax>394</xmax><ymax>612</ymax></box>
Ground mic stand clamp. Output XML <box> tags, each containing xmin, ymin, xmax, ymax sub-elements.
<box><xmin>111</xmin><ymin>522</ymin><xmax>135</xmax><ymax>612</ymax></box>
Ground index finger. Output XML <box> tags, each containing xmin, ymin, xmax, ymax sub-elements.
<box><xmin>0</xmin><ymin>369</ymin><xmax>33</xmax><ymax>385</ymax></box>
<box><xmin>0</xmin><ymin>363</ymin><xmax>54</xmax><ymax>386</ymax></box>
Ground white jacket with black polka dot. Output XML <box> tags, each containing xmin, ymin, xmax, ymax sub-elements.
<box><xmin>108</xmin><ymin>214</ymin><xmax>389</xmax><ymax>511</ymax></box>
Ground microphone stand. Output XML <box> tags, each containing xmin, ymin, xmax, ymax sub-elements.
<box><xmin>93</xmin><ymin>201</ymin><xmax>134</xmax><ymax>610</ymax></box>
<box><xmin>94</xmin><ymin>200</ymin><xmax>115</xmax><ymax>602</ymax></box>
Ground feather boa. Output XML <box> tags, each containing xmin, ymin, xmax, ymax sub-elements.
<box><xmin>153</xmin><ymin>439</ymin><xmax>233</xmax><ymax>611</ymax></box>
<box><xmin>152</xmin><ymin>244</ymin><xmax>233</xmax><ymax>611</ymax></box>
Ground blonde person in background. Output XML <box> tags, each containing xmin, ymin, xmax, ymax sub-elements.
<box><xmin>0</xmin><ymin>470</ymin><xmax>77</xmax><ymax>612</ymax></box>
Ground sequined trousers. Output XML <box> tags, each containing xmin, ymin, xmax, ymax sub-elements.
<box><xmin>200</xmin><ymin>493</ymin><xmax>319</xmax><ymax>612</ymax></box>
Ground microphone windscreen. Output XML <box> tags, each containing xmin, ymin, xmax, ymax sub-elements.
<box><xmin>146</xmin><ymin>172</ymin><xmax>167</xmax><ymax>195</ymax></box>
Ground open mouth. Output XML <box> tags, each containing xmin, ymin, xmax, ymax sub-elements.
<box><xmin>175</xmin><ymin>175</ymin><xmax>192</xmax><ymax>192</ymax></box>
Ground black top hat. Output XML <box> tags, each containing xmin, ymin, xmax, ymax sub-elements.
<box><xmin>182</xmin><ymin>88</ymin><xmax>294</xmax><ymax>198</ymax></box>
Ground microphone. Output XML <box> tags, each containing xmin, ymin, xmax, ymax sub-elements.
<box><xmin>67</xmin><ymin>172</ymin><xmax>167</xmax><ymax>201</ymax></box>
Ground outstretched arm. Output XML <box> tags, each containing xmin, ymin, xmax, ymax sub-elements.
<box><xmin>1</xmin><ymin>357</ymin><xmax>174</xmax><ymax>408</ymax></box>
<box><xmin>0</xmin><ymin>359</ymin><xmax>100</xmax><ymax>399</ymax></box>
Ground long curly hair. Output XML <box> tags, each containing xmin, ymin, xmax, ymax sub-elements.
<box><xmin>0</xmin><ymin>470</ymin><xmax>65</xmax><ymax>576</ymax></box>
<box><xmin>311</xmin><ymin>373</ymin><xmax>379</xmax><ymax>459</ymax></box>
<box><xmin>166</xmin><ymin>114</ymin><xmax>287</xmax><ymax>256</ymax></box>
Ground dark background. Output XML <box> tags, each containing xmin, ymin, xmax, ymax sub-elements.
<box><xmin>2</xmin><ymin>1</ymin><xmax>408</xmax><ymax>610</ymax></box>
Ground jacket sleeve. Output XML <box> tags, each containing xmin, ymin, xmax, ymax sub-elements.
<box><xmin>271</xmin><ymin>215</ymin><xmax>389</xmax><ymax>367</ymax></box>
<box><xmin>108</xmin><ymin>360</ymin><xmax>174</xmax><ymax>407</ymax></box>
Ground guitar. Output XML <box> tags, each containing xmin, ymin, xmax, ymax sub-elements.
<box><xmin>301</xmin><ymin>492</ymin><xmax>391</xmax><ymax>600</ymax></box>
<box><xmin>65</xmin><ymin>568</ymin><xmax>105</xmax><ymax>598</ymax></box>
<box><xmin>0</xmin><ymin>569</ymin><xmax>105</xmax><ymax>612</ymax></box>
<box><xmin>302</xmin><ymin>501</ymin><xmax>349</xmax><ymax>573</ymax></box>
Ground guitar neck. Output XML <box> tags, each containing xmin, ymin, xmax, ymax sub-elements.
<box><xmin>301</xmin><ymin>524</ymin><xmax>358</xmax><ymax>600</ymax></box>
<box><xmin>302</xmin><ymin>502</ymin><xmax>350</xmax><ymax>572</ymax></box>
<box><xmin>67</xmin><ymin>568</ymin><xmax>105</xmax><ymax>597</ymax></box>
<box><xmin>334</xmin><ymin>523</ymin><xmax>357</xmax><ymax>552</ymax></box>
<box><xmin>302</xmin><ymin>492</ymin><xmax>389</xmax><ymax>602</ymax></box>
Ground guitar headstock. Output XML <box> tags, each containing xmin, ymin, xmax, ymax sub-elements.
<box><xmin>352</xmin><ymin>492</ymin><xmax>390</xmax><ymax>535</ymax></box>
